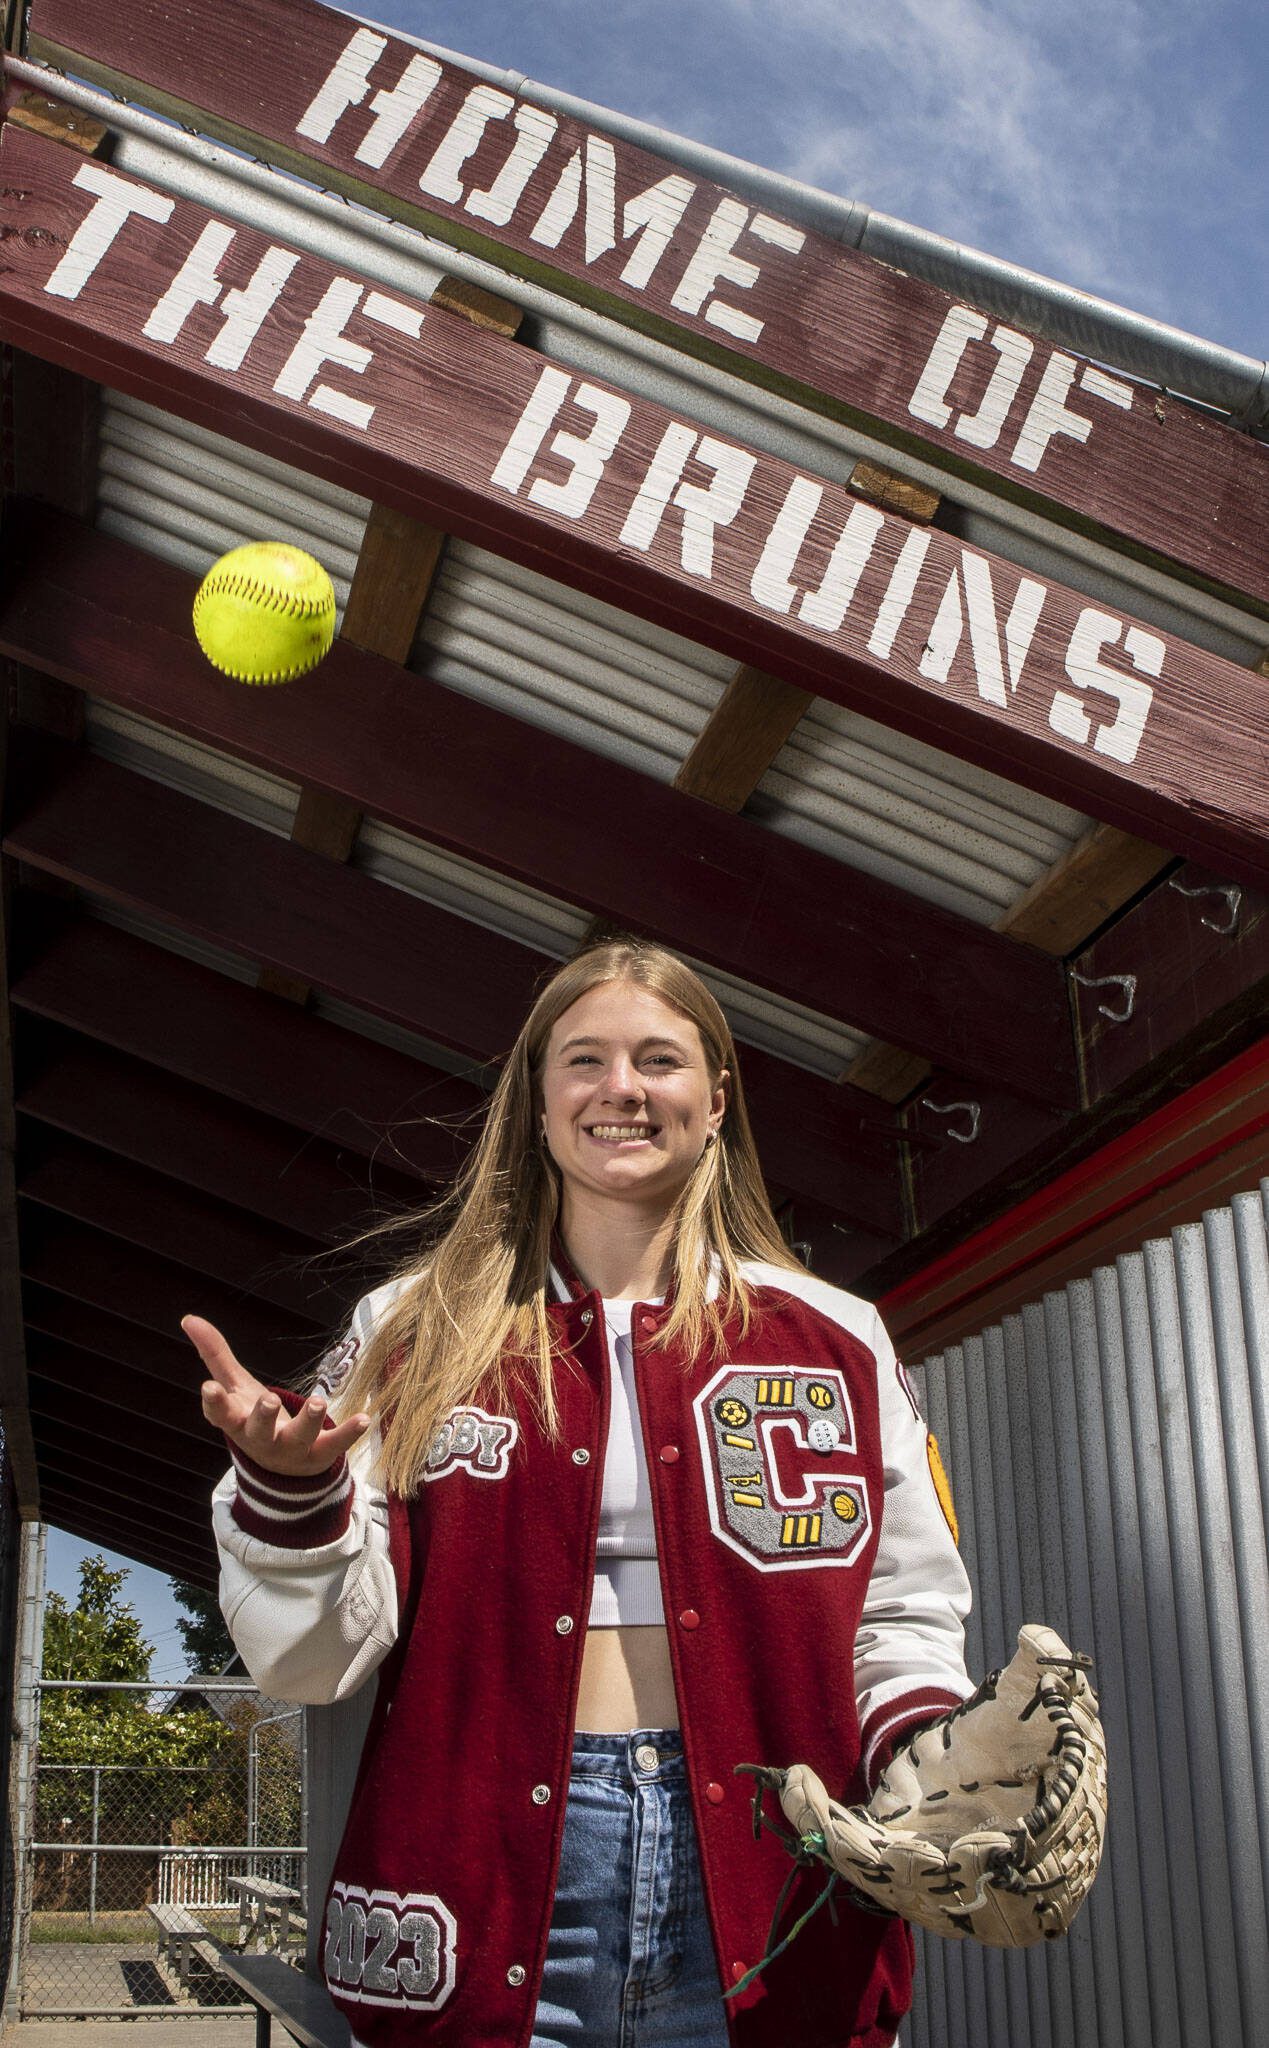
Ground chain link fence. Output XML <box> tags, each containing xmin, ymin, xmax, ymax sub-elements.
<box><xmin>20</xmin><ymin>1679</ymin><xmax>306</xmax><ymax>2016</ymax></box>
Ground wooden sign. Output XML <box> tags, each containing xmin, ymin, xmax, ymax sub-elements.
<box><xmin>23</xmin><ymin>0</ymin><xmax>1269</xmax><ymax>609</ymax></box>
<box><xmin>2</xmin><ymin>124</ymin><xmax>1267</xmax><ymax>892</ymax></box>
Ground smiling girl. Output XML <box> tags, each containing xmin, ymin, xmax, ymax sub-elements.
<box><xmin>185</xmin><ymin>939</ymin><xmax>972</xmax><ymax>2048</ymax></box>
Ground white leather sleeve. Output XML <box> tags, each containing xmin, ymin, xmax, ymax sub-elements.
<box><xmin>212</xmin><ymin>1283</ymin><xmax>407</xmax><ymax>1704</ymax></box>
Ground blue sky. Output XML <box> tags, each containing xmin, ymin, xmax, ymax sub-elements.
<box><xmin>353</xmin><ymin>0</ymin><xmax>1265</xmax><ymax>358</ymax></box>
<box><xmin>43</xmin><ymin>1528</ymin><xmax>208</xmax><ymax>1684</ymax></box>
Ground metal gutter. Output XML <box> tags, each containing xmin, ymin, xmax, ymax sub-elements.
<box><xmin>355</xmin><ymin>21</ymin><xmax>1269</xmax><ymax>427</ymax></box>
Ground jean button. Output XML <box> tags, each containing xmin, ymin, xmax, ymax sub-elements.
<box><xmin>634</xmin><ymin>1742</ymin><xmax>659</xmax><ymax>1772</ymax></box>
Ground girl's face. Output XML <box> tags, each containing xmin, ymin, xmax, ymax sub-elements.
<box><xmin>540</xmin><ymin>981</ymin><xmax>727</xmax><ymax>1218</ymax></box>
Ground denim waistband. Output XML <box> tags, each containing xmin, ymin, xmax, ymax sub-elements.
<box><xmin>569</xmin><ymin>1727</ymin><xmax>685</xmax><ymax>1782</ymax></box>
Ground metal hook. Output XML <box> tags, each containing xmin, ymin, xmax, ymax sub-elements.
<box><xmin>919</xmin><ymin>1098</ymin><xmax>981</xmax><ymax>1144</ymax></box>
<box><xmin>1072</xmin><ymin>970</ymin><xmax>1137</xmax><ymax>1023</ymax></box>
<box><xmin>1167</xmin><ymin>878</ymin><xmax>1242</xmax><ymax>936</ymax></box>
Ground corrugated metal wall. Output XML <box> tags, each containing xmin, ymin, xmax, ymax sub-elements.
<box><xmin>907</xmin><ymin>1181</ymin><xmax>1269</xmax><ymax>2048</ymax></box>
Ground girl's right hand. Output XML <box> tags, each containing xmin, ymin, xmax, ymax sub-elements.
<box><xmin>182</xmin><ymin>1314</ymin><xmax>370</xmax><ymax>1476</ymax></box>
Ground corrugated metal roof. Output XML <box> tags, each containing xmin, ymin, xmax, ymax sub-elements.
<box><xmin>92</xmin><ymin>387</ymin><xmax>1093</xmax><ymax>948</ymax></box>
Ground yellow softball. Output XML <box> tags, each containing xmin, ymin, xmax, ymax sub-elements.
<box><xmin>192</xmin><ymin>542</ymin><xmax>336</xmax><ymax>685</ymax></box>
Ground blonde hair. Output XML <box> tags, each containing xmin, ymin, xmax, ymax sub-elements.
<box><xmin>335</xmin><ymin>940</ymin><xmax>801</xmax><ymax>1496</ymax></box>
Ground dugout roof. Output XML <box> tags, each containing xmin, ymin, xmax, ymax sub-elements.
<box><xmin>1</xmin><ymin>0</ymin><xmax>1266</xmax><ymax>1587</ymax></box>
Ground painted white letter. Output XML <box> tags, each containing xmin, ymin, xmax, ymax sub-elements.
<box><xmin>273</xmin><ymin>277</ymin><xmax>374</xmax><ymax>430</ymax></box>
<box><xmin>1010</xmin><ymin>353</ymin><xmax>1093</xmax><ymax>472</ymax></box>
<box><xmin>465</xmin><ymin>104</ymin><xmax>558</xmax><ymax>225</ymax></box>
<box><xmin>44</xmin><ymin>163</ymin><xmax>174</xmax><ymax>300</ymax></box>
<box><xmin>296</xmin><ymin>32</ymin><xmax>440</xmax><ymax>166</ymax></box>
<box><xmin>1049</xmin><ymin>610</ymin><xmax>1161</xmax><ymax>763</ymax></box>
<box><xmin>143</xmin><ymin>223</ymin><xmax>302</xmax><ymax>373</ymax></box>
<box><xmin>419</xmin><ymin>85</ymin><xmax>514</xmax><ymax>205</ymax></box>
<box><xmin>671</xmin><ymin>198</ymin><xmax>802</xmax><ymax>345</ymax></box>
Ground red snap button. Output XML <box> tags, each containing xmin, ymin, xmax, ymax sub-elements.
<box><xmin>659</xmin><ymin>1444</ymin><xmax>680</xmax><ymax>1464</ymax></box>
<box><xmin>678</xmin><ymin>1608</ymin><xmax>701</xmax><ymax>1630</ymax></box>
<box><xmin>705</xmin><ymin>1781</ymin><xmax>725</xmax><ymax>1804</ymax></box>
<box><xmin>731</xmin><ymin>1962</ymin><xmax>747</xmax><ymax>1984</ymax></box>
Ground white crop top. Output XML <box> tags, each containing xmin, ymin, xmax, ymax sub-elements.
<box><xmin>588</xmin><ymin>1300</ymin><xmax>665</xmax><ymax>1627</ymax></box>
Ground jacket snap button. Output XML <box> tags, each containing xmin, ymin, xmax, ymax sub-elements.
<box><xmin>531</xmin><ymin>1783</ymin><xmax>551</xmax><ymax>1805</ymax></box>
<box><xmin>571</xmin><ymin>1447</ymin><xmax>591</xmax><ymax>1465</ymax></box>
<box><xmin>555</xmin><ymin>1614</ymin><xmax>574</xmax><ymax>1635</ymax></box>
<box><xmin>730</xmin><ymin>1961</ymin><xmax>747</xmax><ymax>1985</ymax></box>
<box><xmin>705</xmin><ymin>1781</ymin><xmax>725</xmax><ymax>1803</ymax></box>
<box><xmin>579</xmin><ymin>1308</ymin><xmax>593</xmax><ymax>1328</ymax></box>
<box><xmin>658</xmin><ymin>1444</ymin><xmax>680</xmax><ymax>1464</ymax></box>
<box><xmin>678</xmin><ymin>1608</ymin><xmax>701</xmax><ymax>1630</ymax></box>
<box><xmin>507</xmin><ymin>1963</ymin><xmax>526</xmax><ymax>1986</ymax></box>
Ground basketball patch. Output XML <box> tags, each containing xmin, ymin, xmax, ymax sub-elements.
<box><xmin>692</xmin><ymin>1365</ymin><xmax>872</xmax><ymax>1571</ymax></box>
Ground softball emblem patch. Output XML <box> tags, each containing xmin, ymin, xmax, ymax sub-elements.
<box><xmin>693</xmin><ymin>1366</ymin><xmax>872</xmax><ymax>1571</ymax></box>
<box><xmin>193</xmin><ymin>542</ymin><xmax>336</xmax><ymax>684</ymax></box>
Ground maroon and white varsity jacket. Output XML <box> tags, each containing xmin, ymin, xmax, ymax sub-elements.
<box><xmin>213</xmin><ymin>1260</ymin><xmax>972</xmax><ymax>2048</ymax></box>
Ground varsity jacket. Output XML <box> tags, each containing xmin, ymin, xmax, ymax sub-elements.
<box><xmin>214</xmin><ymin>1260</ymin><xmax>973</xmax><ymax>2048</ymax></box>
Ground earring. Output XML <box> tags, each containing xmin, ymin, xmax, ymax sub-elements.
<box><xmin>705</xmin><ymin>1129</ymin><xmax>717</xmax><ymax>1147</ymax></box>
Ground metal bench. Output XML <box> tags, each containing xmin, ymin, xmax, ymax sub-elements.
<box><xmin>147</xmin><ymin>1900</ymin><xmax>221</xmax><ymax>1991</ymax></box>
<box><xmin>216</xmin><ymin>1953</ymin><xmax>351</xmax><ymax>2048</ymax></box>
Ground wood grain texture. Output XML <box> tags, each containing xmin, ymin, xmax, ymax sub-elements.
<box><xmin>673</xmin><ymin>664</ymin><xmax>814</xmax><ymax>810</ymax></box>
<box><xmin>848</xmin><ymin>461</ymin><xmax>941</xmax><ymax>524</ymax></box>
<box><xmin>4</xmin><ymin>747</ymin><xmax>911</xmax><ymax>1228</ymax></box>
<box><xmin>1073</xmin><ymin>859</ymin><xmax>1269</xmax><ymax>1103</ymax></box>
<box><xmin>2</xmin><ymin>127</ymin><xmax>1263</xmax><ymax>886</ymax></box>
<box><xmin>0</xmin><ymin>512</ymin><xmax>1077</xmax><ymax>1106</ymax></box>
<box><xmin>24</xmin><ymin>0</ymin><xmax>1269</xmax><ymax>608</ymax></box>
<box><xmin>8</xmin><ymin>88</ymin><xmax>109</xmax><ymax>154</ymax></box>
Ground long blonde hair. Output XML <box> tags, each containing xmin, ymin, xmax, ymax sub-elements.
<box><xmin>335</xmin><ymin>940</ymin><xmax>802</xmax><ymax>1496</ymax></box>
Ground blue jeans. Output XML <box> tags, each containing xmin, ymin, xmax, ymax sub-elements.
<box><xmin>531</xmin><ymin>1729</ymin><xmax>731</xmax><ymax>2048</ymax></box>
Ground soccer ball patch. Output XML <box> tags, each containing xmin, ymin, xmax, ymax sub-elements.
<box><xmin>692</xmin><ymin>1366</ymin><xmax>872</xmax><ymax>1571</ymax></box>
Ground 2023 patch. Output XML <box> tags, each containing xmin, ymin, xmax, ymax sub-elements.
<box><xmin>324</xmin><ymin>1883</ymin><xmax>457</xmax><ymax>2010</ymax></box>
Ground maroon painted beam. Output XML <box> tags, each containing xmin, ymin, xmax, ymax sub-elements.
<box><xmin>10</xmin><ymin>904</ymin><xmax>485</xmax><ymax>1185</ymax></box>
<box><xmin>1072</xmin><ymin>861</ymin><xmax>1269</xmax><ymax>1101</ymax></box>
<box><xmin>27</xmin><ymin>1374</ymin><xmax>224</xmax><ymax>1480</ymax></box>
<box><xmin>19</xmin><ymin>1207</ymin><xmax>323</xmax><ymax>1373</ymax></box>
<box><xmin>24</xmin><ymin>1281</ymin><xmax>232</xmax><ymax>1392</ymax></box>
<box><xmin>16</xmin><ymin>1025</ymin><xmax>427</xmax><ymax>1244</ymax></box>
<box><xmin>1</xmin><ymin>132</ymin><xmax>1264</xmax><ymax>884</ymax></box>
<box><xmin>37</xmin><ymin>1487</ymin><xmax>219</xmax><ymax>1587</ymax></box>
<box><xmin>6</xmin><ymin>762</ymin><xmax>916</xmax><ymax>1230</ymax></box>
<box><xmin>22</xmin><ymin>0</ymin><xmax>1269</xmax><ymax>609</ymax></box>
<box><xmin>0</xmin><ymin>510</ymin><xmax>1078</xmax><ymax>1109</ymax></box>
<box><xmin>27</xmin><ymin>1330</ymin><xmax>217</xmax><ymax>1446</ymax></box>
<box><xmin>17</xmin><ymin>1125</ymin><xmax>343</xmax><ymax>1321</ymax></box>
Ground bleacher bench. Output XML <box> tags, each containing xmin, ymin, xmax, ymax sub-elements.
<box><xmin>216</xmin><ymin>1953</ymin><xmax>351</xmax><ymax>2048</ymax></box>
<box><xmin>147</xmin><ymin>1901</ymin><xmax>221</xmax><ymax>1990</ymax></box>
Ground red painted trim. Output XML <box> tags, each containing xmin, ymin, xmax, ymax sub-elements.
<box><xmin>880</xmin><ymin>1035</ymin><xmax>1269</xmax><ymax>1329</ymax></box>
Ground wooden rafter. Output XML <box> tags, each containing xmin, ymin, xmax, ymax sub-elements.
<box><xmin>0</xmin><ymin>512</ymin><xmax>1079</xmax><ymax>1107</ymax></box>
<box><xmin>260</xmin><ymin>274</ymin><xmax>523</xmax><ymax>1004</ymax></box>
<box><xmin>847</xmin><ymin>819</ymin><xmax>1175</xmax><ymax>1103</ymax></box>
<box><xmin>7</xmin><ymin>747</ymin><xmax>931</xmax><ymax>1235</ymax></box>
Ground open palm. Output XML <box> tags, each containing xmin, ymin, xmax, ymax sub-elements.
<box><xmin>182</xmin><ymin>1314</ymin><xmax>369</xmax><ymax>1476</ymax></box>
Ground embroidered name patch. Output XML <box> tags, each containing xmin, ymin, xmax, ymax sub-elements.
<box><xmin>422</xmin><ymin>1404</ymin><xmax>518</xmax><ymax>1483</ymax></box>
<box><xmin>324</xmin><ymin>1883</ymin><xmax>457</xmax><ymax>2010</ymax></box>
<box><xmin>316</xmin><ymin>1330</ymin><xmax>360</xmax><ymax>1395</ymax></box>
<box><xmin>693</xmin><ymin>1366</ymin><xmax>872</xmax><ymax>1571</ymax></box>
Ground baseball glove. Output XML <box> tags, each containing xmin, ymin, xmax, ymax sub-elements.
<box><xmin>774</xmin><ymin>1624</ymin><xmax>1107</xmax><ymax>1947</ymax></box>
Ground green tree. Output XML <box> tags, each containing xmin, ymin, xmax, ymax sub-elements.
<box><xmin>168</xmin><ymin>1579</ymin><xmax>235</xmax><ymax>1675</ymax></box>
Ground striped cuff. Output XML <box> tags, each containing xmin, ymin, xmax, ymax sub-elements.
<box><xmin>860</xmin><ymin>1689</ymin><xmax>966</xmax><ymax>1789</ymax></box>
<box><xmin>227</xmin><ymin>1391</ymin><xmax>353</xmax><ymax>1549</ymax></box>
